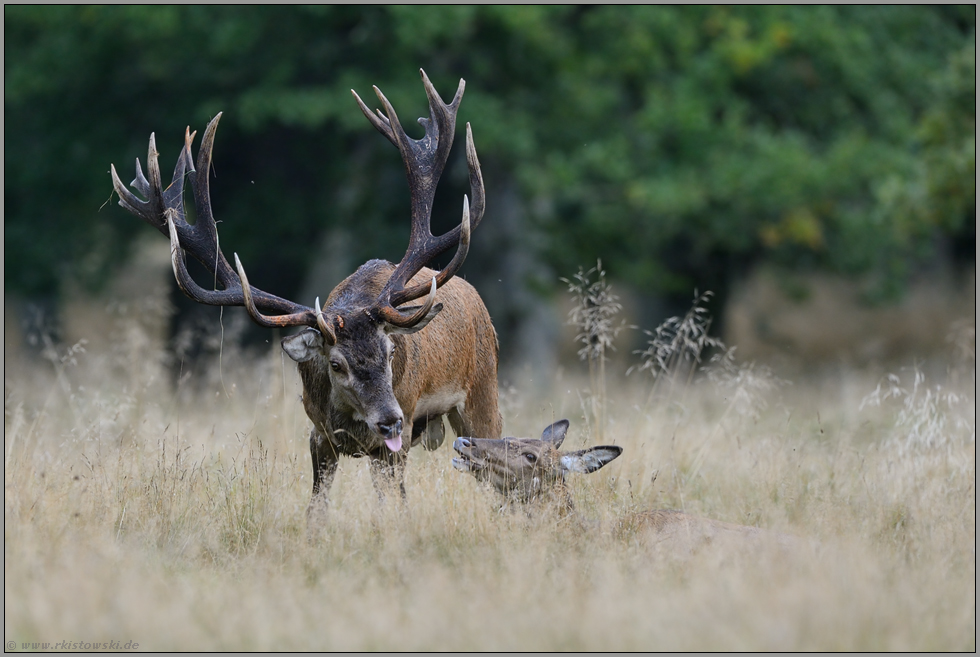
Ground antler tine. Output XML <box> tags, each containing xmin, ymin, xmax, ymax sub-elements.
<box><xmin>353</xmin><ymin>82</ymin><xmax>435</xmax><ymax>173</ymax></box>
<box><xmin>377</xmin><ymin>276</ymin><xmax>442</xmax><ymax>328</ymax></box>
<box><xmin>372</xmin><ymin>85</ymin><xmax>411</xmax><ymax>156</ymax></box>
<box><xmin>110</xmin><ymin>162</ymin><xmax>151</xmax><ymax>226</ymax></box>
<box><xmin>234</xmin><ymin>254</ymin><xmax>321</xmax><ymax>329</ymax></box>
<box><xmin>463</xmin><ymin>122</ymin><xmax>486</xmax><ymax>232</ymax></box>
<box><xmin>160</xmin><ymin>127</ymin><xmax>196</xmax><ymax>217</ymax></box>
<box><xmin>132</xmin><ymin>156</ymin><xmax>151</xmax><ymax>197</ymax></box>
<box><xmin>146</xmin><ymin>131</ymin><xmax>164</xmax><ymax>217</ymax></box>
<box><xmin>313</xmin><ymin>297</ymin><xmax>338</xmax><ymax>345</ymax></box>
<box><xmin>192</xmin><ymin>114</ymin><xmax>222</xmax><ymax>234</ymax></box>
<box><xmin>352</xmin><ymin>87</ymin><xmax>394</xmax><ymax>143</ymax></box>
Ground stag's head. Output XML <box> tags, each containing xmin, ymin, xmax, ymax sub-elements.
<box><xmin>278</xmin><ymin>264</ymin><xmax>447</xmax><ymax>452</ymax></box>
<box><xmin>452</xmin><ymin>420</ymin><xmax>623</xmax><ymax>503</ymax></box>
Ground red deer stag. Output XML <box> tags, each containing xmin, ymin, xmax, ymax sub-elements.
<box><xmin>111</xmin><ymin>69</ymin><xmax>502</xmax><ymax>512</ymax></box>
<box><xmin>453</xmin><ymin>421</ymin><xmax>805</xmax><ymax>556</ymax></box>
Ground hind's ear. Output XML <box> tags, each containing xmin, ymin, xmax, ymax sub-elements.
<box><xmin>560</xmin><ymin>445</ymin><xmax>623</xmax><ymax>474</ymax></box>
<box><xmin>541</xmin><ymin>420</ymin><xmax>570</xmax><ymax>447</ymax></box>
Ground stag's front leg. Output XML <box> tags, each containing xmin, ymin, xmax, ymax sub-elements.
<box><xmin>307</xmin><ymin>428</ymin><xmax>339</xmax><ymax>523</ymax></box>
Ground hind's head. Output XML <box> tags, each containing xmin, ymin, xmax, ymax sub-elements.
<box><xmin>452</xmin><ymin>420</ymin><xmax>622</xmax><ymax>504</ymax></box>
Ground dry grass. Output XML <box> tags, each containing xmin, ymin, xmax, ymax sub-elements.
<box><xmin>4</xmin><ymin>296</ymin><xmax>975</xmax><ymax>651</ymax></box>
<box><xmin>562</xmin><ymin>259</ymin><xmax>627</xmax><ymax>442</ymax></box>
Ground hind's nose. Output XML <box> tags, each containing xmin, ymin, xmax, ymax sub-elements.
<box><xmin>453</xmin><ymin>437</ymin><xmax>473</xmax><ymax>451</ymax></box>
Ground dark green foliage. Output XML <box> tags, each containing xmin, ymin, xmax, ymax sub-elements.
<box><xmin>5</xmin><ymin>6</ymin><xmax>974</xmax><ymax>302</ymax></box>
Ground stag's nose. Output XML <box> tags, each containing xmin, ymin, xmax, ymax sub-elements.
<box><xmin>377</xmin><ymin>418</ymin><xmax>403</xmax><ymax>439</ymax></box>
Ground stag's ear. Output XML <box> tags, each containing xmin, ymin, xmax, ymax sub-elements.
<box><xmin>384</xmin><ymin>303</ymin><xmax>444</xmax><ymax>335</ymax></box>
<box><xmin>281</xmin><ymin>328</ymin><xmax>325</xmax><ymax>363</ymax></box>
<box><xmin>541</xmin><ymin>420</ymin><xmax>570</xmax><ymax>447</ymax></box>
<box><xmin>560</xmin><ymin>446</ymin><xmax>623</xmax><ymax>474</ymax></box>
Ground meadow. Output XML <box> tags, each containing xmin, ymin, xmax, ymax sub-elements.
<box><xmin>4</xmin><ymin>284</ymin><xmax>975</xmax><ymax>651</ymax></box>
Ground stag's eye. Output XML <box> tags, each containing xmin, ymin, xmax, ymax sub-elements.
<box><xmin>330</xmin><ymin>360</ymin><xmax>343</xmax><ymax>373</ymax></box>
<box><xmin>523</xmin><ymin>453</ymin><xmax>537</xmax><ymax>464</ymax></box>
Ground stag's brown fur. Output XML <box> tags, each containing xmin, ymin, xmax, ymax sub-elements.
<box><xmin>453</xmin><ymin>421</ymin><xmax>804</xmax><ymax>557</ymax></box>
<box><xmin>298</xmin><ymin>261</ymin><xmax>500</xmax><ymax>503</ymax></box>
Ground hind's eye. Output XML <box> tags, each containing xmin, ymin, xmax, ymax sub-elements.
<box><xmin>523</xmin><ymin>453</ymin><xmax>537</xmax><ymax>463</ymax></box>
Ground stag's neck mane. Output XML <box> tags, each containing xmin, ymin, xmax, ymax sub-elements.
<box><xmin>326</xmin><ymin>260</ymin><xmax>443</xmax><ymax>313</ymax></box>
<box><xmin>325</xmin><ymin>260</ymin><xmax>393</xmax><ymax>309</ymax></box>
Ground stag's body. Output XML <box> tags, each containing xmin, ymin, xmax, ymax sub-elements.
<box><xmin>299</xmin><ymin>261</ymin><xmax>500</xmax><ymax>498</ymax></box>
<box><xmin>453</xmin><ymin>421</ymin><xmax>804</xmax><ymax>557</ymax></box>
<box><xmin>112</xmin><ymin>70</ymin><xmax>501</xmax><ymax>513</ymax></box>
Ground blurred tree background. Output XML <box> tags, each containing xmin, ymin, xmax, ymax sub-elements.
<box><xmin>5</xmin><ymin>6</ymin><xmax>975</xmax><ymax>369</ymax></box>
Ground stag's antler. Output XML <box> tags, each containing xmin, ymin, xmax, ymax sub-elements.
<box><xmin>352</xmin><ymin>68</ymin><xmax>485</xmax><ymax>328</ymax></box>
<box><xmin>110</xmin><ymin>114</ymin><xmax>328</xmax><ymax>336</ymax></box>
<box><xmin>112</xmin><ymin>70</ymin><xmax>482</xmax><ymax>336</ymax></box>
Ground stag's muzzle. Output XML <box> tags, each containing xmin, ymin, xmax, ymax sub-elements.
<box><xmin>378</xmin><ymin>418</ymin><xmax>404</xmax><ymax>453</ymax></box>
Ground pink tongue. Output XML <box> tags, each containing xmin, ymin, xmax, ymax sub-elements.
<box><xmin>384</xmin><ymin>435</ymin><xmax>403</xmax><ymax>453</ymax></box>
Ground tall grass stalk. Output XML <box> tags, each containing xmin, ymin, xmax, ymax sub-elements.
<box><xmin>562</xmin><ymin>260</ymin><xmax>625</xmax><ymax>442</ymax></box>
<box><xmin>630</xmin><ymin>290</ymin><xmax>723</xmax><ymax>409</ymax></box>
